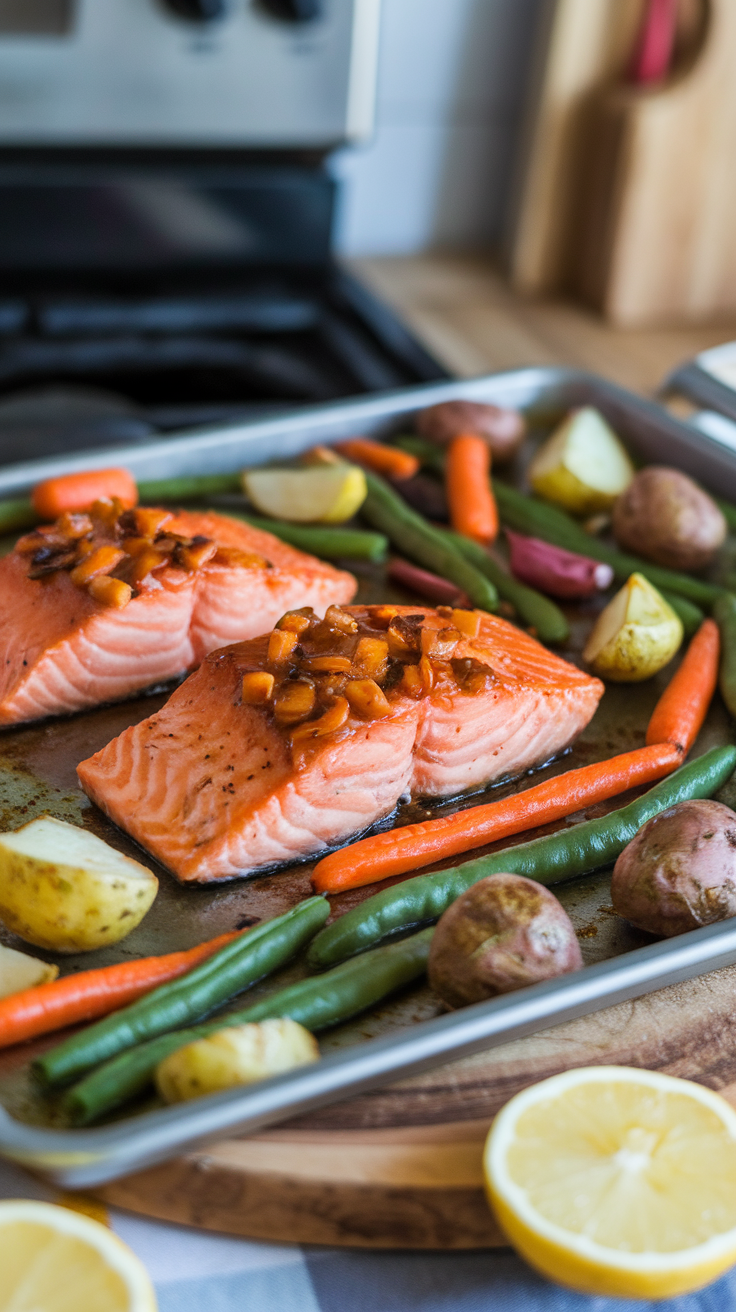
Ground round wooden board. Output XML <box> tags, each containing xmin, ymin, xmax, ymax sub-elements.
<box><xmin>95</xmin><ymin>961</ymin><xmax>736</xmax><ymax>1249</ymax></box>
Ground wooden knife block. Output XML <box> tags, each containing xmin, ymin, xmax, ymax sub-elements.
<box><xmin>508</xmin><ymin>0</ymin><xmax>736</xmax><ymax>327</ymax></box>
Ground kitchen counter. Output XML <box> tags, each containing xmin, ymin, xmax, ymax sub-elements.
<box><xmin>355</xmin><ymin>253</ymin><xmax>736</xmax><ymax>395</ymax></box>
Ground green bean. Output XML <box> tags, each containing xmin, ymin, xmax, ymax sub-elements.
<box><xmin>308</xmin><ymin>745</ymin><xmax>736</xmax><ymax>969</ymax></box>
<box><xmin>64</xmin><ymin>928</ymin><xmax>433</xmax><ymax>1126</ymax></box>
<box><xmin>36</xmin><ymin>897</ymin><xmax>329</xmax><ymax>1090</ymax></box>
<box><xmin>439</xmin><ymin>528</ymin><xmax>569</xmax><ymax>644</ymax></box>
<box><xmin>226</xmin><ymin>513</ymin><xmax>388</xmax><ymax>561</ymax></box>
<box><xmin>713</xmin><ymin>593</ymin><xmax>736</xmax><ymax>717</ymax></box>
<box><xmin>137</xmin><ymin>473</ymin><xmax>242</xmax><ymax>502</ymax></box>
<box><xmin>493</xmin><ymin>481</ymin><xmax>723</xmax><ymax>607</ymax></box>
<box><xmin>360</xmin><ymin>471</ymin><xmax>498</xmax><ymax>611</ymax></box>
<box><xmin>0</xmin><ymin>498</ymin><xmax>37</xmax><ymax>534</ymax></box>
<box><xmin>660</xmin><ymin>591</ymin><xmax>705</xmax><ymax>638</ymax></box>
<box><xmin>393</xmin><ymin>435</ymin><xmax>446</xmax><ymax>475</ymax></box>
<box><xmin>390</xmin><ymin>438</ymin><xmax>567</xmax><ymax>639</ymax></box>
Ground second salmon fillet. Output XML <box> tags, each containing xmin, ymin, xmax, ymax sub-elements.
<box><xmin>0</xmin><ymin>504</ymin><xmax>354</xmax><ymax>726</ymax></box>
<box><xmin>78</xmin><ymin>604</ymin><xmax>604</xmax><ymax>882</ymax></box>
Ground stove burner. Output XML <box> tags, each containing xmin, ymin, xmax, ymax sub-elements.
<box><xmin>0</xmin><ymin>273</ymin><xmax>447</xmax><ymax>466</ymax></box>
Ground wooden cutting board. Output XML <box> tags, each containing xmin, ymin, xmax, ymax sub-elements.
<box><xmin>95</xmin><ymin>959</ymin><xmax>736</xmax><ymax>1248</ymax></box>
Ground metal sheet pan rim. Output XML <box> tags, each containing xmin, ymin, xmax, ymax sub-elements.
<box><xmin>4</xmin><ymin>917</ymin><xmax>736</xmax><ymax>1188</ymax></box>
<box><xmin>3</xmin><ymin>363</ymin><xmax>736</xmax><ymax>499</ymax></box>
<box><xmin>3</xmin><ymin>362</ymin><xmax>736</xmax><ymax>1184</ymax></box>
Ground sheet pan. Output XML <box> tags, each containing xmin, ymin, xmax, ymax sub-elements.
<box><xmin>1</xmin><ymin>364</ymin><xmax>736</xmax><ymax>1188</ymax></box>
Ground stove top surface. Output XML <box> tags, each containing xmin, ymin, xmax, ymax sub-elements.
<box><xmin>0</xmin><ymin>267</ymin><xmax>447</xmax><ymax>467</ymax></box>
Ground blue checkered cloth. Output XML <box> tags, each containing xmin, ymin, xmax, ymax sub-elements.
<box><xmin>3</xmin><ymin>1156</ymin><xmax>736</xmax><ymax>1310</ymax></box>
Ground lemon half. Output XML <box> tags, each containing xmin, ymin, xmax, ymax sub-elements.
<box><xmin>484</xmin><ymin>1066</ymin><xmax>736</xmax><ymax>1300</ymax></box>
<box><xmin>0</xmin><ymin>1199</ymin><xmax>157</xmax><ymax>1312</ymax></box>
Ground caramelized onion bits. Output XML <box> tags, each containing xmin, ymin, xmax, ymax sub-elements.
<box><xmin>132</xmin><ymin>507</ymin><xmax>173</xmax><ymax>539</ymax></box>
<box><xmin>277</xmin><ymin>609</ymin><xmax>316</xmax><ymax>636</ymax></box>
<box><xmin>240</xmin><ymin>604</ymin><xmax>490</xmax><ymax>742</ymax></box>
<box><xmin>57</xmin><ymin>512</ymin><xmax>94</xmax><ymax>540</ymax></box>
<box><xmin>421</xmin><ymin>626</ymin><xmax>460</xmax><ymax>660</ymax></box>
<box><xmin>87</xmin><ymin>576</ymin><xmax>133</xmax><ymax>609</ymax></box>
<box><xmin>212</xmin><ymin>546</ymin><xmax>269</xmax><ymax>570</ymax></box>
<box><xmin>436</xmin><ymin>605</ymin><xmax>481</xmax><ymax>639</ymax></box>
<box><xmin>399</xmin><ymin>664</ymin><xmax>423</xmax><ymax>699</ymax></box>
<box><xmin>345</xmin><ymin>678</ymin><xmax>391</xmax><ymax>720</ymax></box>
<box><xmin>371</xmin><ymin>605</ymin><xmax>399</xmax><ymax>630</ymax></box>
<box><xmin>128</xmin><ymin>547</ymin><xmax>168</xmax><ymax>585</ymax></box>
<box><xmin>268</xmin><ymin>629</ymin><xmax>299</xmax><ymax>665</ymax></box>
<box><xmin>387</xmin><ymin>614</ymin><xmax>425</xmax><ymax>661</ymax></box>
<box><xmin>352</xmin><ymin>636</ymin><xmax>389</xmax><ymax>680</ymax></box>
<box><xmin>302</xmin><ymin>655</ymin><xmax>353</xmax><ymax>674</ymax></box>
<box><xmin>324</xmin><ymin>604</ymin><xmax>359</xmax><ymax>636</ymax></box>
<box><xmin>274</xmin><ymin>680</ymin><xmax>317</xmax><ymax>725</ymax></box>
<box><xmin>290</xmin><ymin>697</ymin><xmax>350</xmax><ymax>744</ymax></box>
<box><xmin>241</xmin><ymin>672</ymin><xmax>276</xmax><ymax>705</ymax></box>
<box><xmin>18</xmin><ymin>500</ymin><xmax>244</xmax><ymax>615</ymax></box>
<box><xmin>175</xmin><ymin>538</ymin><xmax>217</xmax><ymax>572</ymax></box>
<box><xmin>69</xmin><ymin>544</ymin><xmax>126</xmax><ymax>586</ymax></box>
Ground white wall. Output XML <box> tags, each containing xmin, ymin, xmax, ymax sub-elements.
<box><xmin>332</xmin><ymin>0</ymin><xmax>542</xmax><ymax>257</ymax></box>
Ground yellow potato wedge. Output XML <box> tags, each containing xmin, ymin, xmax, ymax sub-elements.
<box><xmin>0</xmin><ymin>816</ymin><xmax>158</xmax><ymax>953</ymax></box>
<box><xmin>156</xmin><ymin>1017</ymin><xmax>319</xmax><ymax>1104</ymax></box>
<box><xmin>530</xmin><ymin>407</ymin><xmax>635</xmax><ymax>515</ymax></box>
<box><xmin>242</xmin><ymin>465</ymin><xmax>366</xmax><ymax>524</ymax></box>
<box><xmin>0</xmin><ymin>943</ymin><xmax>58</xmax><ymax>999</ymax></box>
<box><xmin>583</xmin><ymin>572</ymin><xmax>683</xmax><ymax>682</ymax></box>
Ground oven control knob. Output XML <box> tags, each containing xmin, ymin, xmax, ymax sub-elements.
<box><xmin>257</xmin><ymin>0</ymin><xmax>322</xmax><ymax>21</ymax></box>
<box><xmin>160</xmin><ymin>0</ymin><xmax>229</xmax><ymax>20</ymax></box>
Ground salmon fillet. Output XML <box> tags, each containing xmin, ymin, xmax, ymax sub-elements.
<box><xmin>77</xmin><ymin>605</ymin><xmax>603</xmax><ymax>882</ymax></box>
<box><xmin>0</xmin><ymin>509</ymin><xmax>354</xmax><ymax>726</ymax></box>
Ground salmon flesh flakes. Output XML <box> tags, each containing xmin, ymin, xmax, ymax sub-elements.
<box><xmin>77</xmin><ymin>605</ymin><xmax>604</xmax><ymax>882</ymax></box>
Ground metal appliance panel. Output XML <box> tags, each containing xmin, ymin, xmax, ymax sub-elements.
<box><xmin>0</xmin><ymin>0</ymin><xmax>380</xmax><ymax>146</ymax></box>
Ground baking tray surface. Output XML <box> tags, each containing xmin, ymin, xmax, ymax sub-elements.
<box><xmin>1</xmin><ymin>365</ymin><xmax>736</xmax><ymax>1187</ymax></box>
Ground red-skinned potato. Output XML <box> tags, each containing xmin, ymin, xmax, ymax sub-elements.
<box><xmin>416</xmin><ymin>400</ymin><xmax>525</xmax><ymax>462</ymax></box>
<box><xmin>611</xmin><ymin>799</ymin><xmax>736</xmax><ymax>937</ymax></box>
<box><xmin>612</xmin><ymin>467</ymin><xmax>726</xmax><ymax>572</ymax></box>
<box><xmin>427</xmin><ymin>873</ymin><xmax>582</xmax><ymax>1009</ymax></box>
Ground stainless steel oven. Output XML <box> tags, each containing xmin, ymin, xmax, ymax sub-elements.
<box><xmin>0</xmin><ymin>0</ymin><xmax>448</xmax><ymax>467</ymax></box>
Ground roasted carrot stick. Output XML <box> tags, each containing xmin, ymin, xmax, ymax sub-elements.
<box><xmin>32</xmin><ymin>468</ymin><xmax>138</xmax><ymax>521</ymax></box>
<box><xmin>445</xmin><ymin>433</ymin><xmax>498</xmax><ymax>545</ymax></box>
<box><xmin>0</xmin><ymin>930</ymin><xmax>239</xmax><ymax>1050</ymax></box>
<box><xmin>311</xmin><ymin>743</ymin><xmax>682</xmax><ymax>893</ymax></box>
<box><xmin>646</xmin><ymin>618</ymin><xmax>720</xmax><ymax>755</ymax></box>
<box><xmin>334</xmin><ymin>438</ymin><xmax>419</xmax><ymax>482</ymax></box>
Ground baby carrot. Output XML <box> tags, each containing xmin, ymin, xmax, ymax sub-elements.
<box><xmin>646</xmin><ymin>618</ymin><xmax>720</xmax><ymax>755</ymax></box>
<box><xmin>311</xmin><ymin>743</ymin><xmax>682</xmax><ymax>893</ymax></box>
<box><xmin>445</xmin><ymin>434</ymin><xmax>498</xmax><ymax>545</ymax></box>
<box><xmin>0</xmin><ymin>930</ymin><xmax>239</xmax><ymax>1050</ymax></box>
<box><xmin>334</xmin><ymin>438</ymin><xmax>419</xmax><ymax>482</ymax></box>
<box><xmin>32</xmin><ymin>467</ymin><xmax>138</xmax><ymax>521</ymax></box>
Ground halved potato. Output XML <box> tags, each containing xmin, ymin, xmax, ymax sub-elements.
<box><xmin>583</xmin><ymin>572</ymin><xmax>683</xmax><ymax>682</ymax></box>
<box><xmin>155</xmin><ymin>1017</ymin><xmax>319</xmax><ymax>1104</ymax></box>
<box><xmin>0</xmin><ymin>816</ymin><xmax>158</xmax><ymax>953</ymax></box>
<box><xmin>0</xmin><ymin>943</ymin><xmax>58</xmax><ymax>998</ymax></box>
<box><xmin>242</xmin><ymin>465</ymin><xmax>367</xmax><ymax>524</ymax></box>
<box><xmin>529</xmin><ymin>407</ymin><xmax>635</xmax><ymax>515</ymax></box>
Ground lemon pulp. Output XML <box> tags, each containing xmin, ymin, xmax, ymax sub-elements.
<box><xmin>485</xmin><ymin>1066</ymin><xmax>736</xmax><ymax>1299</ymax></box>
<box><xmin>0</xmin><ymin>1201</ymin><xmax>156</xmax><ymax>1312</ymax></box>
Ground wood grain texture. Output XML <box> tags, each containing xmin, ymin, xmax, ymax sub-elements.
<box><xmin>507</xmin><ymin>0</ymin><xmax>642</xmax><ymax>295</ymax></box>
<box><xmin>578</xmin><ymin>0</ymin><xmax>736</xmax><ymax>324</ymax></box>
<box><xmin>350</xmin><ymin>254</ymin><xmax>733</xmax><ymax>396</ymax></box>
<box><xmin>97</xmin><ymin>960</ymin><xmax>736</xmax><ymax>1249</ymax></box>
